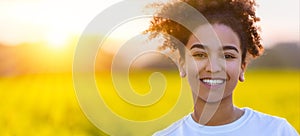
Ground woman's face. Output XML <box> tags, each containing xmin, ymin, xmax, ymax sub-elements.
<box><xmin>184</xmin><ymin>23</ymin><xmax>245</xmax><ymax>103</ymax></box>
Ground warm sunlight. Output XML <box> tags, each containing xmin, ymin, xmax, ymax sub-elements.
<box><xmin>46</xmin><ymin>30</ymin><xmax>69</xmax><ymax>49</ymax></box>
<box><xmin>101</xmin><ymin>18</ymin><xmax>151</xmax><ymax>53</ymax></box>
<box><xmin>0</xmin><ymin>0</ymin><xmax>298</xmax><ymax>47</ymax></box>
<box><xmin>0</xmin><ymin>0</ymin><xmax>119</xmax><ymax>46</ymax></box>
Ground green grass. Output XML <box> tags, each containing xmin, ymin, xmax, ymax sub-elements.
<box><xmin>0</xmin><ymin>70</ymin><xmax>299</xmax><ymax>135</ymax></box>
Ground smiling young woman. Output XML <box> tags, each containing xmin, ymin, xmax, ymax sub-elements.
<box><xmin>144</xmin><ymin>0</ymin><xmax>299</xmax><ymax>135</ymax></box>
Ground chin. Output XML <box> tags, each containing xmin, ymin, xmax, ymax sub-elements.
<box><xmin>193</xmin><ymin>91</ymin><xmax>232</xmax><ymax>104</ymax></box>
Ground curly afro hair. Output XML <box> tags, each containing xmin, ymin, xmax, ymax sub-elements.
<box><xmin>144</xmin><ymin>0</ymin><xmax>264</xmax><ymax>64</ymax></box>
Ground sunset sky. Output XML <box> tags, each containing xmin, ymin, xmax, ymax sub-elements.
<box><xmin>0</xmin><ymin>0</ymin><xmax>299</xmax><ymax>48</ymax></box>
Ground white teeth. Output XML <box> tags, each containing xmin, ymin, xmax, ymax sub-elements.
<box><xmin>202</xmin><ymin>79</ymin><xmax>225</xmax><ymax>85</ymax></box>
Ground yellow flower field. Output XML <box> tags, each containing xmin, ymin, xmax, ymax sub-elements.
<box><xmin>0</xmin><ymin>70</ymin><xmax>299</xmax><ymax>135</ymax></box>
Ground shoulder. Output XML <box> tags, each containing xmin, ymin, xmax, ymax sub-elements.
<box><xmin>153</xmin><ymin>114</ymin><xmax>190</xmax><ymax>136</ymax></box>
<box><xmin>243</xmin><ymin>108</ymin><xmax>299</xmax><ymax>135</ymax></box>
<box><xmin>245</xmin><ymin>108</ymin><xmax>287</xmax><ymax>124</ymax></box>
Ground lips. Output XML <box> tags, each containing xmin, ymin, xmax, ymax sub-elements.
<box><xmin>200</xmin><ymin>78</ymin><xmax>226</xmax><ymax>86</ymax></box>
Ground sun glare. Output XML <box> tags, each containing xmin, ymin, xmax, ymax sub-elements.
<box><xmin>46</xmin><ymin>31</ymin><xmax>69</xmax><ymax>49</ymax></box>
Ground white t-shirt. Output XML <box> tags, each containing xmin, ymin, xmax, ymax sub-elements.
<box><xmin>153</xmin><ymin>108</ymin><xmax>299</xmax><ymax>136</ymax></box>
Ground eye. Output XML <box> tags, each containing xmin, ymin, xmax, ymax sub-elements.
<box><xmin>192</xmin><ymin>52</ymin><xmax>207</xmax><ymax>59</ymax></box>
<box><xmin>224</xmin><ymin>54</ymin><xmax>236</xmax><ymax>59</ymax></box>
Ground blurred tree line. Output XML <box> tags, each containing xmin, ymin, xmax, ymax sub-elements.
<box><xmin>0</xmin><ymin>42</ymin><xmax>299</xmax><ymax>77</ymax></box>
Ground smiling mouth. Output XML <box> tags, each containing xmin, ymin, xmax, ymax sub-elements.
<box><xmin>200</xmin><ymin>78</ymin><xmax>226</xmax><ymax>86</ymax></box>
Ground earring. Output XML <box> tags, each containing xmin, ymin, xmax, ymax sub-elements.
<box><xmin>180</xmin><ymin>71</ymin><xmax>186</xmax><ymax>78</ymax></box>
<box><xmin>178</xmin><ymin>57</ymin><xmax>186</xmax><ymax>78</ymax></box>
<box><xmin>239</xmin><ymin>72</ymin><xmax>245</xmax><ymax>82</ymax></box>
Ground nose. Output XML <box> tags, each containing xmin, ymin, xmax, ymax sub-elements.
<box><xmin>205</xmin><ymin>57</ymin><xmax>224</xmax><ymax>73</ymax></box>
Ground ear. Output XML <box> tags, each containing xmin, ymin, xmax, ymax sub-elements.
<box><xmin>239</xmin><ymin>63</ymin><xmax>246</xmax><ymax>82</ymax></box>
<box><xmin>178</xmin><ymin>57</ymin><xmax>186</xmax><ymax>78</ymax></box>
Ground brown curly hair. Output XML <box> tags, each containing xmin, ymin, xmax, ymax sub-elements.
<box><xmin>144</xmin><ymin>0</ymin><xmax>264</xmax><ymax>64</ymax></box>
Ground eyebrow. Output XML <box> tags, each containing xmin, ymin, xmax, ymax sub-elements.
<box><xmin>223</xmin><ymin>45</ymin><xmax>239</xmax><ymax>53</ymax></box>
<box><xmin>190</xmin><ymin>43</ymin><xmax>205</xmax><ymax>50</ymax></box>
<box><xmin>190</xmin><ymin>44</ymin><xmax>239</xmax><ymax>53</ymax></box>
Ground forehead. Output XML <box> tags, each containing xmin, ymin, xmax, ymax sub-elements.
<box><xmin>186</xmin><ymin>23</ymin><xmax>241</xmax><ymax>51</ymax></box>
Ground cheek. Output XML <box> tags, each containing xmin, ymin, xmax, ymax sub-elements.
<box><xmin>185</xmin><ymin>55</ymin><xmax>200</xmax><ymax>74</ymax></box>
<box><xmin>225</xmin><ymin>61</ymin><xmax>242</xmax><ymax>79</ymax></box>
<box><xmin>185</xmin><ymin>60</ymin><xmax>205</xmax><ymax>93</ymax></box>
<box><xmin>186</xmin><ymin>60</ymin><xmax>206</xmax><ymax>76</ymax></box>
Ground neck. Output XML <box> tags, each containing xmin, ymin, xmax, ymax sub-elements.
<box><xmin>192</xmin><ymin>95</ymin><xmax>244</xmax><ymax>126</ymax></box>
